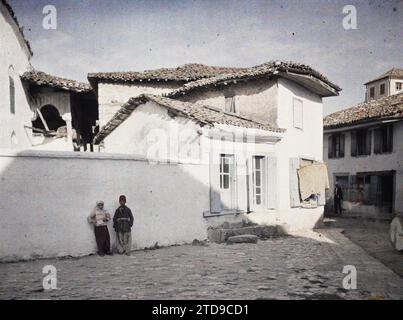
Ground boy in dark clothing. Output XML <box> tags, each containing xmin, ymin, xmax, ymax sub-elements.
<box><xmin>334</xmin><ymin>184</ymin><xmax>343</xmax><ymax>215</ymax></box>
<box><xmin>113</xmin><ymin>195</ymin><xmax>134</xmax><ymax>255</ymax></box>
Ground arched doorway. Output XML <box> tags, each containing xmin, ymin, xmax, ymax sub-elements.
<box><xmin>32</xmin><ymin>105</ymin><xmax>66</xmax><ymax>132</ymax></box>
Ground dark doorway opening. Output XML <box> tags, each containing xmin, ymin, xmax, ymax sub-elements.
<box><xmin>32</xmin><ymin>105</ymin><xmax>66</xmax><ymax>132</ymax></box>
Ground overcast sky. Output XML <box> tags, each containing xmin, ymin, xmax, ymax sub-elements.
<box><xmin>10</xmin><ymin>0</ymin><xmax>403</xmax><ymax>115</ymax></box>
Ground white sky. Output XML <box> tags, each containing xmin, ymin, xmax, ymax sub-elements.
<box><xmin>10</xmin><ymin>0</ymin><xmax>403</xmax><ymax>115</ymax></box>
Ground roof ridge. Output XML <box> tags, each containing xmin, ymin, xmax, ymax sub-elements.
<box><xmin>324</xmin><ymin>92</ymin><xmax>403</xmax><ymax>128</ymax></box>
<box><xmin>25</xmin><ymin>69</ymin><xmax>90</xmax><ymax>85</ymax></box>
<box><xmin>21</xmin><ymin>69</ymin><xmax>92</xmax><ymax>93</ymax></box>
<box><xmin>326</xmin><ymin>91</ymin><xmax>403</xmax><ymax>118</ymax></box>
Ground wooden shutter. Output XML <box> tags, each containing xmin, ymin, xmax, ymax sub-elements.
<box><xmin>351</xmin><ymin>131</ymin><xmax>357</xmax><ymax>157</ymax></box>
<box><xmin>209</xmin><ymin>154</ymin><xmax>222</xmax><ymax>213</ymax></box>
<box><xmin>387</xmin><ymin>125</ymin><xmax>393</xmax><ymax>152</ymax></box>
<box><xmin>328</xmin><ymin>135</ymin><xmax>333</xmax><ymax>159</ymax></box>
<box><xmin>365</xmin><ymin>129</ymin><xmax>372</xmax><ymax>155</ymax></box>
<box><xmin>374</xmin><ymin>128</ymin><xmax>381</xmax><ymax>154</ymax></box>
<box><xmin>293</xmin><ymin>98</ymin><xmax>303</xmax><ymax>129</ymax></box>
<box><xmin>369</xmin><ymin>175</ymin><xmax>379</xmax><ymax>205</ymax></box>
<box><xmin>340</xmin><ymin>134</ymin><xmax>345</xmax><ymax>157</ymax></box>
<box><xmin>267</xmin><ymin>156</ymin><xmax>277</xmax><ymax>209</ymax></box>
<box><xmin>289</xmin><ymin>157</ymin><xmax>301</xmax><ymax>208</ymax></box>
<box><xmin>349</xmin><ymin>175</ymin><xmax>357</xmax><ymax>202</ymax></box>
<box><xmin>9</xmin><ymin>76</ymin><xmax>15</xmax><ymax>114</ymax></box>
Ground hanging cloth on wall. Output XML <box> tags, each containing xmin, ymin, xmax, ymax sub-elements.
<box><xmin>297</xmin><ymin>163</ymin><xmax>330</xmax><ymax>201</ymax></box>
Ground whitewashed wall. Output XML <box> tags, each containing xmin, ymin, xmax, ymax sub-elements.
<box><xmin>97</xmin><ymin>82</ymin><xmax>182</xmax><ymax>126</ymax></box>
<box><xmin>0</xmin><ymin>149</ymin><xmax>209</xmax><ymax>262</ymax></box>
<box><xmin>103</xmin><ymin>78</ymin><xmax>327</xmax><ymax>232</ymax></box>
<box><xmin>390</xmin><ymin>79</ymin><xmax>403</xmax><ymax>96</ymax></box>
<box><xmin>275</xmin><ymin>78</ymin><xmax>325</xmax><ymax>231</ymax></box>
<box><xmin>324</xmin><ymin>121</ymin><xmax>403</xmax><ymax>215</ymax></box>
<box><xmin>103</xmin><ymin>101</ymin><xmax>203</xmax><ymax>162</ymax></box>
<box><xmin>0</xmin><ymin>3</ymin><xmax>32</xmax><ymax>149</ymax></box>
<box><xmin>178</xmin><ymin>78</ymin><xmax>278</xmax><ymax>126</ymax></box>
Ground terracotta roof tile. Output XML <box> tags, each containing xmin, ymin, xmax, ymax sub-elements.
<box><xmin>364</xmin><ymin>68</ymin><xmax>403</xmax><ymax>85</ymax></box>
<box><xmin>88</xmin><ymin>63</ymin><xmax>248</xmax><ymax>84</ymax></box>
<box><xmin>324</xmin><ymin>93</ymin><xmax>403</xmax><ymax>129</ymax></box>
<box><xmin>166</xmin><ymin>61</ymin><xmax>341</xmax><ymax>98</ymax></box>
<box><xmin>21</xmin><ymin>70</ymin><xmax>92</xmax><ymax>93</ymax></box>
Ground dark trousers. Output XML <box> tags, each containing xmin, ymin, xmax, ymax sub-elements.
<box><xmin>94</xmin><ymin>226</ymin><xmax>111</xmax><ymax>255</ymax></box>
<box><xmin>334</xmin><ymin>198</ymin><xmax>343</xmax><ymax>215</ymax></box>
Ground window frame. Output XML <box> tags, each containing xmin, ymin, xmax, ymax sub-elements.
<box><xmin>351</xmin><ymin>129</ymin><xmax>371</xmax><ymax>157</ymax></box>
<box><xmin>252</xmin><ymin>155</ymin><xmax>266</xmax><ymax>207</ymax></box>
<box><xmin>224</xmin><ymin>96</ymin><xmax>236</xmax><ymax>113</ymax></box>
<box><xmin>293</xmin><ymin>98</ymin><xmax>303</xmax><ymax>130</ymax></box>
<box><xmin>369</xmin><ymin>86</ymin><xmax>375</xmax><ymax>98</ymax></box>
<box><xmin>380</xmin><ymin>83</ymin><xmax>386</xmax><ymax>95</ymax></box>
<box><xmin>8</xmin><ymin>65</ymin><xmax>15</xmax><ymax>114</ymax></box>
<box><xmin>328</xmin><ymin>133</ymin><xmax>345</xmax><ymax>159</ymax></box>
<box><xmin>374</xmin><ymin>125</ymin><xmax>393</xmax><ymax>154</ymax></box>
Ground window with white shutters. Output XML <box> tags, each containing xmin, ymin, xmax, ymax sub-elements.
<box><xmin>293</xmin><ymin>98</ymin><xmax>303</xmax><ymax>130</ymax></box>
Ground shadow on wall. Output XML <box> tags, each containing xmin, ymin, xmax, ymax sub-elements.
<box><xmin>0</xmin><ymin>149</ymin><xmax>210</xmax><ymax>262</ymax></box>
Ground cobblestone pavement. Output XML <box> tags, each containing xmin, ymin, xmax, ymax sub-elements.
<box><xmin>325</xmin><ymin>217</ymin><xmax>403</xmax><ymax>278</ymax></box>
<box><xmin>0</xmin><ymin>229</ymin><xmax>402</xmax><ymax>300</ymax></box>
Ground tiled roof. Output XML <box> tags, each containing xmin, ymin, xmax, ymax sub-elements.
<box><xmin>324</xmin><ymin>92</ymin><xmax>403</xmax><ymax>129</ymax></box>
<box><xmin>364</xmin><ymin>68</ymin><xmax>403</xmax><ymax>85</ymax></box>
<box><xmin>21</xmin><ymin>70</ymin><xmax>92</xmax><ymax>93</ymax></box>
<box><xmin>88</xmin><ymin>63</ymin><xmax>248</xmax><ymax>84</ymax></box>
<box><xmin>167</xmin><ymin>61</ymin><xmax>341</xmax><ymax>98</ymax></box>
<box><xmin>94</xmin><ymin>94</ymin><xmax>284</xmax><ymax>144</ymax></box>
<box><xmin>2</xmin><ymin>0</ymin><xmax>33</xmax><ymax>56</ymax></box>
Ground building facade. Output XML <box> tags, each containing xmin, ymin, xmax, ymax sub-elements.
<box><xmin>324</xmin><ymin>80</ymin><xmax>403</xmax><ymax>217</ymax></box>
<box><xmin>94</xmin><ymin>62</ymin><xmax>340</xmax><ymax>232</ymax></box>
<box><xmin>0</xmin><ymin>0</ymin><xmax>33</xmax><ymax>149</ymax></box>
<box><xmin>364</xmin><ymin>68</ymin><xmax>403</xmax><ymax>102</ymax></box>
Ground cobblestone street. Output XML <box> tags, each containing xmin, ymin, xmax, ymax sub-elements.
<box><xmin>0</xmin><ymin>229</ymin><xmax>402</xmax><ymax>300</ymax></box>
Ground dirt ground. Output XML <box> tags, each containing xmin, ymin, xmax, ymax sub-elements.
<box><xmin>323</xmin><ymin>216</ymin><xmax>403</xmax><ymax>278</ymax></box>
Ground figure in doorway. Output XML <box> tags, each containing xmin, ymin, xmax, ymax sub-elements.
<box><xmin>113</xmin><ymin>195</ymin><xmax>134</xmax><ymax>256</ymax></box>
<box><xmin>334</xmin><ymin>184</ymin><xmax>343</xmax><ymax>215</ymax></box>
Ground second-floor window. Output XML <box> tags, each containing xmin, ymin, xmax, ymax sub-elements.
<box><xmin>328</xmin><ymin>133</ymin><xmax>345</xmax><ymax>159</ymax></box>
<box><xmin>369</xmin><ymin>87</ymin><xmax>375</xmax><ymax>98</ymax></box>
<box><xmin>293</xmin><ymin>98</ymin><xmax>303</xmax><ymax>129</ymax></box>
<box><xmin>380</xmin><ymin>83</ymin><xmax>386</xmax><ymax>95</ymax></box>
<box><xmin>396</xmin><ymin>82</ymin><xmax>402</xmax><ymax>91</ymax></box>
<box><xmin>224</xmin><ymin>96</ymin><xmax>236</xmax><ymax>113</ymax></box>
<box><xmin>374</xmin><ymin>125</ymin><xmax>393</xmax><ymax>154</ymax></box>
<box><xmin>351</xmin><ymin>129</ymin><xmax>371</xmax><ymax>156</ymax></box>
<box><xmin>8</xmin><ymin>65</ymin><xmax>15</xmax><ymax>114</ymax></box>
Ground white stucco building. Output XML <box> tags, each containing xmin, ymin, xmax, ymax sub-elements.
<box><xmin>324</xmin><ymin>75</ymin><xmax>403</xmax><ymax>217</ymax></box>
<box><xmin>1</xmin><ymin>1</ymin><xmax>99</xmax><ymax>153</ymax></box>
<box><xmin>364</xmin><ymin>68</ymin><xmax>403</xmax><ymax>102</ymax></box>
<box><xmin>0</xmin><ymin>0</ymin><xmax>33</xmax><ymax>149</ymax></box>
<box><xmin>94</xmin><ymin>62</ymin><xmax>341</xmax><ymax>232</ymax></box>
<box><xmin>0</xmin><ymin>0</ymin><xmax>343</xmax><ymax>261</ymax></box>
<box><xmin>88</xmin><ymin>64</ymin><xmax>247</xmax><ymax>127</ymax></box>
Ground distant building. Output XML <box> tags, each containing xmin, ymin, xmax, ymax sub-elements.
<box><xmin>324</xmin><ymin>70</ymin><xmax>403</xmax><ymax>217</ymax></box>
<box><xmin>364</xmin><ymin>68</ymin><xmax>403</xmax><ymax>102</ymax></box>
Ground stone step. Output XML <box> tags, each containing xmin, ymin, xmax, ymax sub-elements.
<box><xmin>226</xmin><ymin>234</ymin><xmax>258</xmax><ymax>244</ymax></box>
<box><xmin>208</xmin><ymin>225</ymin><xmax>286</xmax><ymax>243</ymax></box>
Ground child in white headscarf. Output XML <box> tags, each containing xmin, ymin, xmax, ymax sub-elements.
<box><xmin>87</xmin><ymin>201</ymin><xmax>111</xmax><ymax>256</ymax></box>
